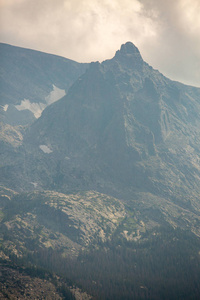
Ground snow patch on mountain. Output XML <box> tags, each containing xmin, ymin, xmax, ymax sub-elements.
<box><xmin>3</xmin><ymin>104</ymin><xmax>9</xmax><ymax>111</ymax></box>
<box><xmin>39</xmin><ymin>145</ymin><xmax>53</xmax><ymax>154</ymax></box>
<box><xmin>15</xmin><ymin>100</ymin><xmax>46</xmax><ymax>118</ymax></box>
<box><xmin>15</xmin><ymin>85</ymin><xmax>66</xmax><ymax>118</ymax></box>
<box><xmin>45</xmin><ymin>85</ymin><xmax>66</xmax><ymax>105</ymax></box>
<box><xmin>31</xmin><ymin>182</ymin><xmax>38</xmax><ymax>188</ymax></box>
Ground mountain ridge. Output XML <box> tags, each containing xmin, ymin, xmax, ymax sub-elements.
<box><xmin>1</xmin><ymin>41</ymin><xmax>200</xmax><ymax>299</ymax></box>
<box><xmin>20</xmin><ymin>42</ymin><xmax>200</xmax><ymax>205</ymax></box>
<box><xmin>0</xmin><ymin>42</ymin><xmax>89</xmax><ymax>125</ymax></box>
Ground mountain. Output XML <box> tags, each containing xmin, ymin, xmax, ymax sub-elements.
<box><xmin>0</xmin><ymin>43</ymin><xmax>88</xmax><ymax>124</ymax></box>
<box><xmin>1</xmin><ymin>42</ymin><xmax>200</xmax><ymax>299</ymax></box>
<box><xmin>23</xmin><ymin>42</ymin><xmax>200</xmax><ymax>206</ymax></box>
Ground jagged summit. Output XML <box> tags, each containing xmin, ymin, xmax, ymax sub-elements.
<box><xmin>120</xmin><ymin>41</ymin><xmax>141</xmax><ymax>55</ymax></box>
<box><xmin>114</xmin><ymin>41</ymin><xmax>142</xmax><ymax>58</ymax></box>
<box><xmin>113</xmin><ymin>41</ymin><xmax>143</xmax><ymax>68</ymax></box>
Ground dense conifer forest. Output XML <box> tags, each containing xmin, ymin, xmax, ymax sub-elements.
<box><xmin>2</xmin><ymin>226</ymin><xmax>200</xmax><ymax>299</ymax></box>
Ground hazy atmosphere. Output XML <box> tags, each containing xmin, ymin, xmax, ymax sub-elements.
<box><xmin>2</xmin><ymin>1</ymin><xmax>200</xmax><ymax>299</ymax></box>
<box><xmin>0</xmin><ymin>0</ymin><xmax>200</xmax><ymax>87</ymax></box>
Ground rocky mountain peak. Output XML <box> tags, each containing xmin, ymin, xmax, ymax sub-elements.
<box><xmin>112</xmin><ymin>41</ymin><xmax>143</xmax><ymax>71</ymax></box>
<box><xmin>114</xmin><ymin>41</ymin><xmax>143</xmax><ymax>60</ymax></box>
<box><xmin>120</xmin><ymin>41</ymin><xmax>141</xmax><ymax>54</ymax></box>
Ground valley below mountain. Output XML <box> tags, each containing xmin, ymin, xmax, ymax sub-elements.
<box><xmin>1</xmin><ymin>42</ymin><xmax>200</xmax><ymax>299</ymax></box>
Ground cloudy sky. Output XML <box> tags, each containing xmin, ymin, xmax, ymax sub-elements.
<box><xmin>0</xmin><ymin>0</ymin><xmax>200</xmax><ymax>87</ymax></box>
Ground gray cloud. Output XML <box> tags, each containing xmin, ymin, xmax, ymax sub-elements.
<box><xmin>0</xmin><ymin>0</ymin><xmax>199</xmax><ymax>86</ymax></box>
<box><xmin>139</xmin><ymin>0</ymin><xmax>200</xmax><ymax>86</ymax></box>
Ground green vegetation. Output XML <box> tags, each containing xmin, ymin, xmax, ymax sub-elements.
<box><xmin>2</xmin><ymin>226</ymin><xmax>200</xmax><ymax>300</ymax></box>
<box><xmin>1</xmin><ymin>189</ymin><xmax>200</xmax><ymax>299</ymax></box>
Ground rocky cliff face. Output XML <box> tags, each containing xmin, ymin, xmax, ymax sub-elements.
<box><xmin>21</xmin><ymin>42</ymin><xmax>200</xmax><ymax>208</ymax></box>
<box><xmin>1</xmin><ymin>42</ymin><xmax>200</xmax><ymax>207</ymax></box>
<box><xmin>1</xmin><ymin>42</ymin><xmax>200</xmax><ymax>299</ymax></box>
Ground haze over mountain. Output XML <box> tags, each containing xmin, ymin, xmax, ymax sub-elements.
<box><xmin>1</xmin><ymin>42</ymin><xmax>200</xmax><ymax>299</ymax></box>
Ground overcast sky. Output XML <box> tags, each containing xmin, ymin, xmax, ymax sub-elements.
<box><xmin>0</xmin><ymin>0</ymin><xmax>200</xmax><ymax>87</ymax></box>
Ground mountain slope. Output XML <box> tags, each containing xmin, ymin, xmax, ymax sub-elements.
<box><xmin>1</xmin><ymin>188</ymin><xmax>200</xmax><ymax>299</ymax></box>
<box><xmin>0</xmin><ymin>43</ymin><xmax>88</xmax><ymax>124</ymax></box>
<box><xmin>1</xmin><ymin>42</ymin><xmax>200</xmax><ymax>299</ymax></box>
<box><xmin>23</xmin><ymin>42</ymin><xmax>200</xmax><ymax>209</ymax></box>
<box><xmin>1</xmin><ymin>190</ymin><xmax>126</xmax><ymax>256</ymax></box>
